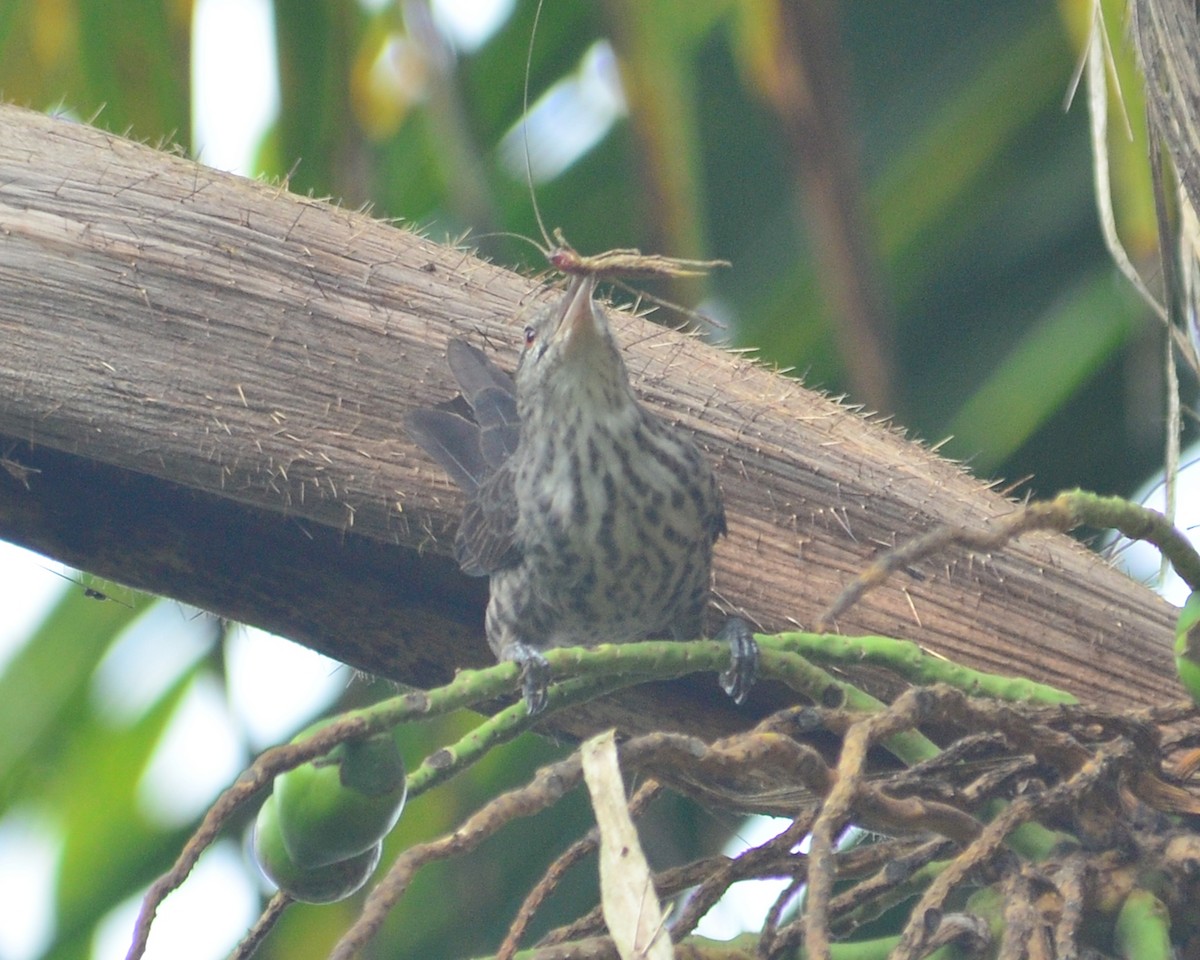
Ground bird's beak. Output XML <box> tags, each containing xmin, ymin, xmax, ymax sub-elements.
<box><xmin>556</xmin><ymin>275</ymin><xmax>599</xmax><ymax>356</ymax></box>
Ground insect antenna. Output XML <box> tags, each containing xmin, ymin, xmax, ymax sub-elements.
<box><xmin>516</xmin><ymin>0</ymin><xmax>730</xmax><ymax>331</ymax></box>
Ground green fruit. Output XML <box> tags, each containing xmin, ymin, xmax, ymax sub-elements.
<box><xmin>1176</xmin><ymin>592</ymin><xmax>1200</xmax><ymax>707</ymax></box>
<box><xmin>252</xmin><ymin>793</ymin><xmax>381</xmax><ymax>904</ymax></box>
<box><xmin>274</xmin><ymin>718</ymin><xmax>407</xmax><ymax>869</ymax></box>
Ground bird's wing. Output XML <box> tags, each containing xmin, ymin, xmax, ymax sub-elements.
<box><xmin>447</xmin><ymin>340</ymin><xmax>520</xmax><ymax>467</ymax></box>
<box><xmin>447</xmin><ymin>338</ymin><xmax>515</xmax><ymax>396</ymax></box>
<box><xmin>455</xmin><ymin>460</ymin><xmax>522</xmax><ymax>576</ymax></box>
<box><xmin>405</xmin><ymin>408</ymin><xmax>488</xmax><ymax>494</ymax></box>
<box><xmin>473</xmin><ymin>385</ymin><xmax>520</xmax><ymax>469</ymax></box>
<box><xmin>409</xmin><ymin>340</ymin><xmax>524</xmax><ymax>575</ymax></box>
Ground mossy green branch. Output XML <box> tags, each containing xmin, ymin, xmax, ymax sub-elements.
<box><xmin>769</xmin><ymin>632</ymin><xmax>1076</xmax><ymax>705</ymax></box>
<box><xmin>349</xmin><ymin>630</ymin><xmax>1075</xmax><ymax>796</ymax></box>
<box><xmin>1055</xmin><ymin>489</ymin><xmax>1200</xmax><ymax>591</ymax></box>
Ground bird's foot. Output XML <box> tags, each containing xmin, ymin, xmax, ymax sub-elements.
<box><xmin>716</xmin><ymin>618</ymin><xmax>758</xmax><ymax>705</ymax></box>
<box><xmin>507</xmin><ymin>642</ymin><xmax>552</xmax><ymax>715</ymax></box>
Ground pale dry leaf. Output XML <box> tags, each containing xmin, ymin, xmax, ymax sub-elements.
<box><xmin>1082</xmin><ymin>0</ymin><xmax>1166</xmax><ymax>322</ymax></box>
<box><xmin>580</xmin><ymin>731</ymin><xmax>673</xmax><ymax>960</ymax></box>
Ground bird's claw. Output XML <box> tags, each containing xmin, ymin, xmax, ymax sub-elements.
<box><xmin>509</xmin><ymin>643</ymin><xmax>552</xmax><ymax>715</ymax></box>
<box><xmin>716</xmin><ymin>617</ymin><xmax>758</xmax><ymax>705</ymax></box>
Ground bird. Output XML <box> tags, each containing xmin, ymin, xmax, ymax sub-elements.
<box><xmin>406</xmin><ymin>275</ymin><xmax>756</xmax><ymax>714</ymax></box>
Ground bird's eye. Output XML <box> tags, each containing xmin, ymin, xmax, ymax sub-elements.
<box><xmin>523</xmin><ymin>326</ymin><xmax>536</xmax><ymax>347</ymax></box>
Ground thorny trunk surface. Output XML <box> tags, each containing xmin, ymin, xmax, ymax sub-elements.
<box><xmin>0</xmin><ymin>103</ymin><xmax>1178</xmax><ymax>743</ymax></box>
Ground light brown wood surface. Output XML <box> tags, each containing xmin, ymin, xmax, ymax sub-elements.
<box><xmin>0</xmin><ymin>104</ymin><xmax>1178</xmax><ymax>741</ymax></box>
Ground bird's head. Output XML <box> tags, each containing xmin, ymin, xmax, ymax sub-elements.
<box><xmin>515</xmin><ymin>275</ymin><xmax>633</xmax><ymax>411</ymax></box>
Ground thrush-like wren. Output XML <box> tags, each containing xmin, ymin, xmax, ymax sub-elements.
<box><xmin>407</xmin><ymin>276</ymin><xmax>756</xmax><ymax>713</ymax></box>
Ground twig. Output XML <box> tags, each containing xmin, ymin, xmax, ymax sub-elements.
<box><xmin>818</xmin><ymin>490</ymin><xmax>1200</xmax><ymax>630</ymax></box>
<box><xmin>497</xmin><ymin>781</ymin><xmax>664</xmax><ymax>960</ymax></box>
<box><xmin>891</xmin><ymin>740</ymin><xmax>1133</xmax><ymax>960</ymax></box>
<box><xmin>227</xmin><ymin>892</ymin><xmax>292</xmax><ymax>960</ymax></box>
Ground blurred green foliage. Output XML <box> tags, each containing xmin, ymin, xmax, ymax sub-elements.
<box><xmin>0</xmin><ymin>0</ymin><xmax>1173</xmax><ymax>958</ymax></box>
